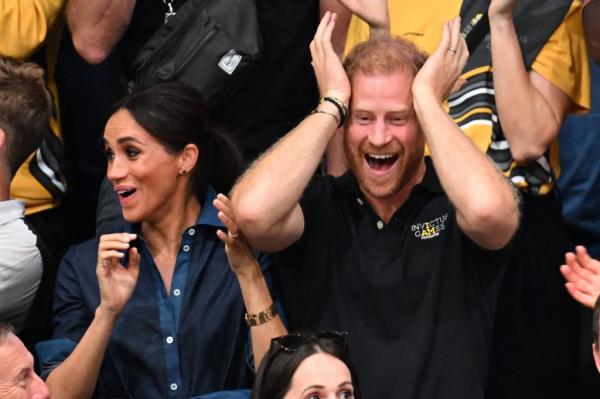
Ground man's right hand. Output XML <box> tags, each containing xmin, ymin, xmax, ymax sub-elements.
<box><xmin>96</xmin><ymin>233</ymin><xmax>140</xmax><ymax>316</ymax></box>
<box><xmin>310</xmin><ymin>12</ymin><xmax>351</xmax><ymax>106</ymax></box>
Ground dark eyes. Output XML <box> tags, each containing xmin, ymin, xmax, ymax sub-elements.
<box><xmin>104</xmin><ymin>147</ymin><xmax>140</xmax><ymax>161</ymax></box>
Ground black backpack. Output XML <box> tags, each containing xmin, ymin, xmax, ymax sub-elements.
<box><xmin>131</xmin><ymin>0</ymin><xmax>262</xmax><ymax>111</ymax></box>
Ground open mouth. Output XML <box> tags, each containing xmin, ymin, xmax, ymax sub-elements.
<box><xmin>365</xmin><ymin>153</ymin><xmax>399</xmax><ymax>172</ymax></box>
<box><xmin>117</xmin><ymin>189</ymin><xmax>137</xmax><ymax>198</ymax></box>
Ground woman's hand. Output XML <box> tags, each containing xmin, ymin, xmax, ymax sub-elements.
<box><xmin>560</xmin><ymin>246</ymin><xmax>600</xmax><ymax>309</ymax></box>
<box><xmin>336</xmin><ymin>0</ymin><xmax>390</xmax><ymax>37</ymax></box>
<box><xmin>310</xmin><ymin>12</ymin><xmax>351</xmax><ymax>105</ymax></box>
<box><xmin>96</xmin><ymin>233</ymin><xmax>140</xmax><ymax>316</ymax></box>
<box><xmin>413</xmin><ymin>17</ymin><xmax>469</xmax><ymax>104</ymax></box>
<box><xmin>214</xmin><ymin>194</ymin><xmax>262</xmax><ymax>281</ymax></box>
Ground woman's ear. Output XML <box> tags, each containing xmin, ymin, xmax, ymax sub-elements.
<box><xmin>178</xmin><ymin>143</ymin><xmax>199</xmax><ymax>174</ymax></box>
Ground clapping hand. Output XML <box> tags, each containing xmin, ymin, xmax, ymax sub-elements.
<box><xmin>560</xmin><ymin>246</ymin><xmax>600</xmax><ymax>309</ymax></box>
<box><xmin>96</xmin><ymin>233</ymin><xmax>140</xmax><ymax>315</ymax></box>
<box><xmin>214</xmin><ymin>194</ymin><xmax>261</xmax><ymax>280</ymax></box>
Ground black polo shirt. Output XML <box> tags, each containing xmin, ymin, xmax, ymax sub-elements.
<box><xmin>276</xmin><ymin>157</ymin><xmax>510</xmax><ymax>399</ymax></box>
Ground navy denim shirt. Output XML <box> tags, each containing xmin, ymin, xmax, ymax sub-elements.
<box><xmin>37</xmin><ymin>188</ymin><xmax>274</xmax><ymax>398</ymax></box>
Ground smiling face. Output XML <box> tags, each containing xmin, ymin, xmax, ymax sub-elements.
<box><xmin>283</xmin><ymin>352</ymin><xmax>354</xmax><ymax>399</ymax></box>
<box><xmin>104</xmin><ymin>109</ymin><xmax>197</xmax><ymax>224</ymax></box>
<box><xmin>0</xmin><ymin>334</ymin><xmax>49</xmax><ymax>399</ymax></box>
<box><xmin>344</xmin><ymin>71</ymin><xmax>425</xmax><ymax>203</ymax></box>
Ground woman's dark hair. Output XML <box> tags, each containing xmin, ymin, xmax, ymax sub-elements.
<box><xmin>252</xmin><ymin>332</ymin><xmax>361</xmax><ymax>399</ymax></box>
<box><xmin>114</xmin><ymin>82</ymin><xmax>242</xmax><ymax>202</ymax></box>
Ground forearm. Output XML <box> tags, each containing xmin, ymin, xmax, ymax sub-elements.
<box><xmin>584</xmin><ymin>0</ymin><xmax>600</xmax><ymax>65</ymax></box>
<box><xmin>489</xmin><ymin>12</ymin><xmax>560</xmax><ymax>162</ymax></box>
<box><xmin>236</xmin><ymin>264</ymin><xmax>286</xmax><ymax>367</ymax></box>
<box><xmin>320</xmin><ymin>0</ymin><xmax>352</xmax><ymax>55</ymax></box>
<box><xmin>66</xmin><ymin>0</ymin><xmax>136</xmax><ymax>64</ymax></box>
<box><xmin>414</xmin><ymin>92</ymin><xmax>518</xmax><ymax>249</ymax></box>
<box><xmin>46</xmin><ymin>307</ymin><xmax>118</xmax><ymax>399</ymax></box>
<box><xmin>232</xmin><ymin>104</ymin><xmax>339</xmax><ymax>250</ymax></box>
<box><xmin>0</xmin><ymin>0</ymin><xmax>64</xmax><ymax>58</ymax></box>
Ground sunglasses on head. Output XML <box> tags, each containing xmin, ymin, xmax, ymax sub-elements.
<box><xmin>268</xmin><ymin>330</ymin><xmax>349</xmax><ymax>355</ymax></box>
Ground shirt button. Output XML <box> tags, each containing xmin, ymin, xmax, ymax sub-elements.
<box><xmin>170</xmin><ymin>383</ymin><xmax>178</xmax><ymax>391</ymax></box>
<box><xmin>189</xmin><ymin>228</ymin><xmax>196</xmax><ymax>236</ymax></box>
<box><xmin>376</xmin><ymin>220</ymin><xmax>384</xmax><ymax>230</ymax></box>
<box><xmin>183</xmin><ymin>244</ymin><xmax>190</xmax><ymax>252</ymax></box>
<box><xmin>356</xmin><ymin>198</ymin><xmax>363</xmax><ymax>206</ymax></box>
<box><xmin>166</xmin><ymin>336</ymin><xmax>174</xmax><ymax>344</ymax></box>
<box><xmin>173</xmin><ymin>289</ymin><xmax>181</xmax><ymax>296</ymax></box>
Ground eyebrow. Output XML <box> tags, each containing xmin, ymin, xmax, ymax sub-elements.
<box><xmin>103</xmin><ymin>136</ymin><xmax>147</xmax><ymax>145</ymax></box>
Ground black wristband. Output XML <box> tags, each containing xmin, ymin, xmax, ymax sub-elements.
<box><xmin>320</xmin><ymin>96</ymin><xmax>348</xmax><ymax>128</ymax></box>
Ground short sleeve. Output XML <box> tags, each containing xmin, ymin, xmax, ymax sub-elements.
<box><xmin>532</xmin><ymin>1</ymin><xmax>591</xmax><ymax>113</ymax></box>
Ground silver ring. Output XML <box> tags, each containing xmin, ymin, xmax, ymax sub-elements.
<box><xmin>102</xmin><ymin>259</ymin><xmax>109</xmax><ymax>268</ymax></box>
<box><xmin>229</xmin><ymin>232</ymin><xmax>239</xmax><ymax>238</ymax></box>
<box><xmin>448</xmin><ymin>47</ymin><xmax>457</xmax><ymax>54</ymax></box>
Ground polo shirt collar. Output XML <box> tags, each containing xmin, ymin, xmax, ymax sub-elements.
<box><xmin>333</xmin><ymin>156</ymin><xmax>443</xmax><ymax>197</ymax></box>
<box><xmin>0</xmin><ymin>200</ymin><xmax>25</xmax><ymax>225</ymax></box>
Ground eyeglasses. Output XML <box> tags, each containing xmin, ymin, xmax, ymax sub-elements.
<box><xmin>258</xmin><ymin>331</ymin><xmax>350</xmax><ymax>399</ymax></box>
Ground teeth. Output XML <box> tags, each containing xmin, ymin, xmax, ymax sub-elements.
<box><xmin>368</xmin><ymin>154</ymin><xmax>394</xmax><ymax>160</ymax></box>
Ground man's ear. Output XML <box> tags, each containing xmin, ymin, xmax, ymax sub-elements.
<box><xmin>593</xmin><ymin>343</ymin><xmax>600</xmax><ymax>373</ymax></box>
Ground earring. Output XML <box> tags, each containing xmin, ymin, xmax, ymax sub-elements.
<box><xmin>179</xmin><ymin>169</ymin><xmax>188</xmax><ymax>175</ymax></box>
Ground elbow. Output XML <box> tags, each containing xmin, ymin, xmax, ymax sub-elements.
<box><xmin>71</xmin><ymin>34</ymin><xmax>111</xmax><ymax>65</ymax></box>
<box><xmin>470</xmin><ymin>194</ymin><xmax>520</xmax><ymax>247</ymax></box>
<box><xmin>232</xmin><ymin>197</ymin><xmax>273</xmax><ymax>240</ymax></box>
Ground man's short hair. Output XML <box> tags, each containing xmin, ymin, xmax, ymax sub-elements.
<box><xmin>0</xmin><ymin>56</ymin><xmax>53</xmax><ymax>177</ymax></box>
<box><xmin>343</xmin><ymin>36</ymin><xmax>429</xmax><ymax>82</ymax></box>
<box><xmin>593</xmin><ymin>295</ymin><xmax>600</xmax><ymax>348</ymax></box>
<box><xmin>0</xmin><ymin>321</ymin><xmax>14</xmax><ymax>345</ymax></box>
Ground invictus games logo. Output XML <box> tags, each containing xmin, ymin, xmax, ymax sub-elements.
<box><xmin>411</xmin><ymin>214</ymin><xmax>448</xmax><ymax>240</ymax></box>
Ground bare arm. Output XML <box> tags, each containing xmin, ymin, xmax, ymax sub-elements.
<box><xmin>214</xmin><ymin>194</ymin><xmax>287</xmax><ymax>366</ymax></box>
<box><xmin>583</xmin><ymin>0</ymin><xmax>600</xmax><ymax>65</ymax></box>
<box><xmin>232</xmin><ymin>13</ymin><xmax>350</xmax><ymax>252</ymax></box>
<box><xmin>412</xmin><ymin>18</ymin><xmax>519</xmax><ymax>250</ymax></box>
<box><xmin>46</xmin><ymin>234</ymin><xmax>139</xmax><ymax>399</ymax></box>
<box><xmin>0</xmin><ymin>0</ymin><xmax>65</xmax><ymax>58</ymax></box>
<box><xmin>66</xmin><ymin>0</ymin><xmax>136</xmax><ymax>64</ymax></box>
<box><xmin>488</xmin><ymin>0</ymin><xmax>572</xmax><ymax>163</ymax></box>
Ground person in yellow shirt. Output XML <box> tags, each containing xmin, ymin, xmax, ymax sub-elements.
<box><xmin>336</xmin><ymin>0</ymin><xmax>591</xmax><ymax>398</ymax></box>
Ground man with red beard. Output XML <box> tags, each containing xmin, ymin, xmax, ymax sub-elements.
<box><xmin>232</xmin><ymin>13</ymin><xmax>519</xmax><ymax>399</ymax></box>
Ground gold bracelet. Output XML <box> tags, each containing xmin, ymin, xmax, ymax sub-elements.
<box><xmin>310</xmin><ymin>108</ymin><xmax>340</xmax><ymax>126</ymax></box>
<box><xmin>245</xmin><ymin>303</ymin><xmax>277</xmax><ymax>327</ymax></box>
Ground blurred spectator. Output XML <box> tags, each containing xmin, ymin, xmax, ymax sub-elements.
<box><xmin>0</xmin><ymin>57</ymin><xmax>52</xmax><ymax>332</ymax></box>
<box><xmin>1</xmin><ymin>1</ymin><xmax>68</xmax><ymax>347</ymax></box>
<box><xmin>252</xmin><ymin>332</ymin><xmax>360</xmax><ymax>399</ymax></box>
<box><xmin>0</xmin><ymin>321</ymin><xmax>49</xmax><ymax>399</ymax></box>
<box><xmin>593</xmin><ymin>296</ymin><xmax>600</xmax><ymax>372</ymax></box>
<box><xmin>583</xmin><ymin>0</ymin><xmax>600</xmax><ymax>65</ymax></box>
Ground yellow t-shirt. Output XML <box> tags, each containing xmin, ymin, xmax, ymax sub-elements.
<box><xmin>345</xmin><ymin>0</ymin><xmax>590</xmax><ymax>194</ymax></box>
<box><xmin>1</xmin><ymin>0</ymin><xmax>66</xmax><ymax>214</ymax></box>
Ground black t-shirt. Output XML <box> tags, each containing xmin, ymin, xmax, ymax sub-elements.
<box><xmin>119</xmin><ymin>0</ymin><xmax>319</xmax><ymax>161</ymax></box>
<box><xmin>276</xmin><ymin>157</ymin><xmax>510</xmax><ymax>399</ymax></box>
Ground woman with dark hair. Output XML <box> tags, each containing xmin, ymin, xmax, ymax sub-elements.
<box><xmin>36</xmin><ymin>82</ymin><xmax>286</xmax><ymax>398</ymax></box>
<box><xmin>253</xmin><ymin>332</ymin><xmax>361</xmax><ymax>399</ymax></box>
